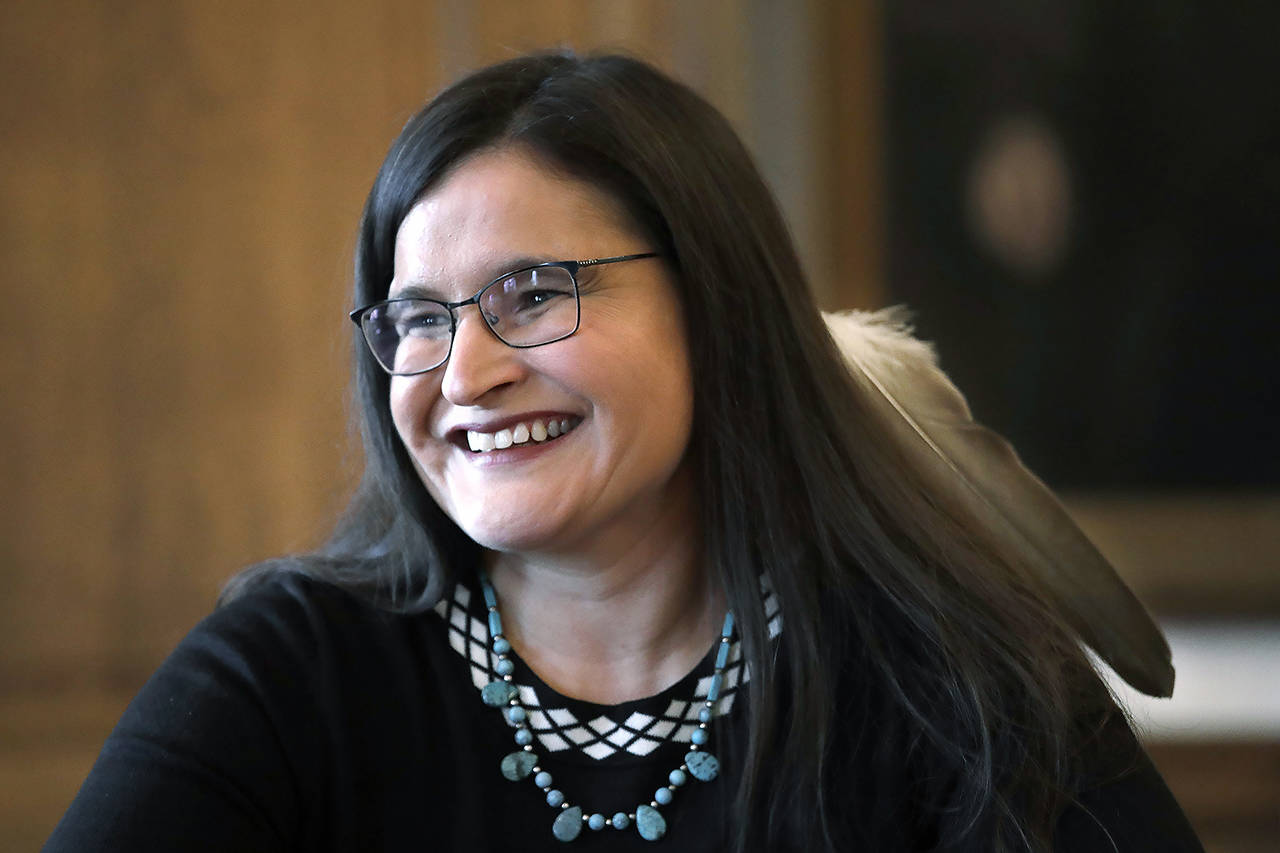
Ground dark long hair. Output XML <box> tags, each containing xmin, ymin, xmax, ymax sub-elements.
<box><xmin>226</xmin><ymin>52</ymin><xmax>1108</xmax><ymax>851</ymax></box>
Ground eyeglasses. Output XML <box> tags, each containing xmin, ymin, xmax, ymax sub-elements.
<box><xmin>350</xmin><ymin>252</ymin><xmax>659</xmax><ymax>376</ymax></box>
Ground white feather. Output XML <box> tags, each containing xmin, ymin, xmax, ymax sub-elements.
<box><xmin>824</xmin><ymin>308</ymin><xmax>1174</xmax><ymax>697</ymax></box>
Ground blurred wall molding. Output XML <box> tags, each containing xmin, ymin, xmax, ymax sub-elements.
<box><xmin>1063</xmin><ymin>493</ymin><xmax>1280</xmax><ymax>618</ymax></box>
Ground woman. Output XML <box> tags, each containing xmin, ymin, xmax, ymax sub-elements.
<box><xmin>46</xmin><ymin>52</ymin><xmax>1202</xmax><ymax>851</ymax></box>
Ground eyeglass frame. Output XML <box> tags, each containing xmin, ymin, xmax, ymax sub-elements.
<box><xmin>349</xmin><ymin>252</ymin><xmax>660</xmax><ymax>376</ymax></box>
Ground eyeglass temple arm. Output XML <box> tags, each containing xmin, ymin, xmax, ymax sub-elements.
<box><xmin>575</xmin><ymin>252</ymin><xmax>660</xmax><ymax>268</ymax></box>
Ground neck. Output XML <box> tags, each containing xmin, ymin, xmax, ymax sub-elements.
<box><xmin>485</xmin><ymin>476</ymin><xmax>721</xmax><ymax>704</ymax></box>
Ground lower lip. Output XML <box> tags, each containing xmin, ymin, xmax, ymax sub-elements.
<box><xmin>461</xmin><ymin>430</ymin><xmax>576</xmax><ymax>467</ymax></box>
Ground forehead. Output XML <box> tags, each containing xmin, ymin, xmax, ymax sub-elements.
<box><xmin>391</xmin><ymin>148</ymin><xmax>636</xmax><ymax>297</ymax></box>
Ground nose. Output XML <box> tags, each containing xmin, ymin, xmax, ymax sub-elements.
<box><xmin>439</xmin><ymin>307</ymin><xmax>525</xmax><ymax>405</ymax></box>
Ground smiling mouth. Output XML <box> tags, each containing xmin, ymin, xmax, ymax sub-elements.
<box><xmin>465</xmin><ymin>417</ymin><xmax>580</xmax><ymax>453</ymax></box>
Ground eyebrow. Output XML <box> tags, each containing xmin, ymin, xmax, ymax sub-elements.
<box><xmin>390</xmin><ymin>255</ymin><xmax>556</xmax><ymax>300</ymax></box>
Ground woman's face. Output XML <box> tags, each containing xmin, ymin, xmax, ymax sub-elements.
<box><xmin>388</xmin><ymin>148</ymin><xmax>696</xmax><ymax>555</ymax></box>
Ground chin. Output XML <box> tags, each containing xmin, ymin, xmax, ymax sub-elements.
<box><xmin>450</xmin><ymin>511</ymin><xmax>572</xmax><ymax>555</ymax></box>
<box><xmin>463</xmin><ymin>529</ymin><xmax>563</xmax><ymax>556</ymax></box>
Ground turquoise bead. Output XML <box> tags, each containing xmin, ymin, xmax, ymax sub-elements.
<box><xmin>534</xmin><ymin>771</ymin><xmax>552</xmax><ymax>788</ymax></box>
<box><xmin>514</xmin><ymin>728</ymin><xmax>532</xmax><ymax>746</ymax></box>
<box><xmin>506</xmin><ymin>706</ymin><xmax>527</xmax><ymax>724</ymax></box>
<box><xmin>546</xmin><ymin>789</ymin><xmax>565</xmax><ymax>807</ymax></box>
<box><xmin>612</xmin><ymin>812</ymin><xmax>629</xmax><ymax>830</ymax></box>
<box><xmin>589</xmin><ymin>813</ymin><xmax>606</xmax><ymax>831</ymax></box>
<box><xmin>636</xmin><ymin>805</ymin><xmax>667</xmax><ymax>841</ymax></box>
<box><xmin>481</xmin><ymin>581</ymin><xmax>497</xmax><ymax>609</ymax></box>
<box><xmin>493</xmin><ymin>637</ymin><xmax>511</xmax><ymax>655</ymax></box>
<box><xmin>552</xmin><ymin>806</ymin><xmax>583</xmax><ymax>842</ymax></box>
<box><xmin>715</xmin><ymin>639</ymin><xmax>730</xmax><ymax>669</ymax></box>
<box><xmin>691</xmin><ymin>728</ymin><xmax>708</xmax><ymax>745</ymax></box>
<box><xmin>481</xmin><ymin>681</ymin><xmax>516</xmax><ymax>707</ymax></box>
<box><xmin>654</xmin><ymin>787</ymin><xmax>673</xmax><ymax>805</ymax></box>
<box><xmin>707</xmin><ymin>673</ymin><xmax>723</xmax><ymax>702</ymax></box>
<box><xmin>669</xmin><ymin>769</ymin><xmax>687</xmax><ymax>786</ymax></box>
<box><xmin>495</xmin><ymin>658</ymin><xmax>514</xmax><ymax>676</ymax></box>
<box><xmin>488</xmin><ymin>611</ymin><xmax>502</xmax><ymax>637</ymax></box>
<box><xmin>698</xmin><ymin>706</ymin><xmax>712</xmax><ymax>723</ymax></box>
<box><xmin>500</xmin><ymin>750</ymin><xmax>538</xmax><ymax>780</ymax></box>
<box><xmin>685</xmin><ymin>750</ymin><xmax>720</xmax><ymax>781</ymax></box>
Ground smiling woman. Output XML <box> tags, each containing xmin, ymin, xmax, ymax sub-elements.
<box><xmin>44</xmin><ymin>52</ymin><xmax>1203</xmax><ymax>852</ymax></box>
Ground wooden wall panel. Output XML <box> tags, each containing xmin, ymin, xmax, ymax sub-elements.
<box><xmin>817</xmin><ymin>0</ymin><xmax>885</xmax><ymax>308</ymax></box>
<box><xmin>1</xmin><ymin>2</ymin><xmax>882</xmax><ymax>845</ymax></box>
<box><xmin>1</xmin><ymin>0</ymin><xmax>429</xmax><ymax>689</ymax></box>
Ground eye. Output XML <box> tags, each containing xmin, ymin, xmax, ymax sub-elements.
<box><xmin>520</xmin><ymin>290</ymin><xmax>558</xmax><ymax>307</ymax></box>
<box><xmin>386</xmin><ymin>301</ymin><xmax>451</xmax><ymax>338</ymax></box>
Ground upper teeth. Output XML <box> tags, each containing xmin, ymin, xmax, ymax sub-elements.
<box><xmin>467</xmin><ymin>418</ymin><xmax>577</xmax><ymax>453</ymax></box>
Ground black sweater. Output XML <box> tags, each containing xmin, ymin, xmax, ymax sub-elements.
<box><xmin>45</xmin><ymin>573</ymin><xmax>1203</xmax><ymax>852</ymax></box>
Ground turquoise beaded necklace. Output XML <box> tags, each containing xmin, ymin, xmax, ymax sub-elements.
<box><xmin>477</xmin><ymin>570</ymin><xmax>734</xmax><ymax>843</ymax></box>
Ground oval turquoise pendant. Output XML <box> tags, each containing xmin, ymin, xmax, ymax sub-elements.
<box><xmin>482</xmin><ymin>680</ymin><xmax>517</xmax><ymax>707</ymax></box>
<box><xmin>552</xmin><ymin>806</ymin><xmax>584</xmax><ymax>841</ymax></box>
<box><xmin>636</xmin><ymin>805</ymin><xmax>667</xmax><ymax>841</ymax></box>
<box><xmin>685</xmin><ymin>750</ymin><xmax>720</xmax><ymax>781</ymax></box>
<box><xmin>500</xmin><ymin>750</ymin><xmax>538</xmax><ymax>781</ymax></box>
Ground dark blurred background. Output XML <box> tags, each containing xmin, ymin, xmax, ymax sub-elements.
<box><xmin>2</xmin><ymin>2</ymin><xmax>1276</xmax><ymax>850</ymax></box>
<box><xmin>885</xmin><ymin>0</ymin><xmax>1279</xmax><ymax>490</ymax></box>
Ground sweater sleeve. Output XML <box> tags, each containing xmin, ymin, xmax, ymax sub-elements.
<box><xmin>43</xmin><ymin>576</ymin><xmax>330</xmax><ymax>853</ymax></box>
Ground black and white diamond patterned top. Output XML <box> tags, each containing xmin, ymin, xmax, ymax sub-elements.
<box><xmin>433</xmin><ymin>576</ymin><xmax>782</xmax><ymax>762</ymax></box>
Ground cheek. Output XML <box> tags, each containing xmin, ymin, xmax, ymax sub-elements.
<box><xmin>650</xmin><ymin>340</ymin><xmax>696</xmax><ymax>466</ymax></box>
<box><xmin>594</xmin><ymin>338</ymin><xmax>694</xmax><ymax>455</ymax></box>
<box><xmin>388</xmin><ymin>375</ymin><xmax>438</xmax><ymax>449</ymax></box>
<box><xmin>661</xmin><ymin>367</ymin><xmax>696</xmax><ymax>457</ymax></box>
<box><xmin>388</xmin><ymin>379</ymin><xmax>413</xmax><ymax>442</ymax></box>
<box><xmin>387</xmin><ymin>377</ymin><xmax>449</xmax><ymax>507</ymax></box>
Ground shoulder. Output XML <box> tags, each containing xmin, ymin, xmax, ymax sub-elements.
<box><xmin>1053</xmin><ymin>708</ymin><xmax>1205</xmax><ymax>852</ymax></box>
<box><xmin>116</xmin><ymin>571</ymin><xmax>404</xmax><ymax>737</ymax></box>
<box><xmin>43</xmin><ymin>573</ymin><xmax>414</xmax><ymax>851</ymax></box>
<box><xmin>205</xmin><ymin>569</ymin><xmax>395</xmax><ymax>647</ymax></box>
<box><xmin>160</xmin><ymin>571</ymin><xmax>394</xmax><ymax>684</ymax></box>
<box><xmin>121</xmin><ymin>570</ymin><xmax>443</xmax><ymax>751</ymax></box>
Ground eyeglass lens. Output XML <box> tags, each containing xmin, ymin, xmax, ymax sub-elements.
<box><xmin>362</xmin><ymin>266</ymin><xmax>579</xmax><ymax>374</ymax></box>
